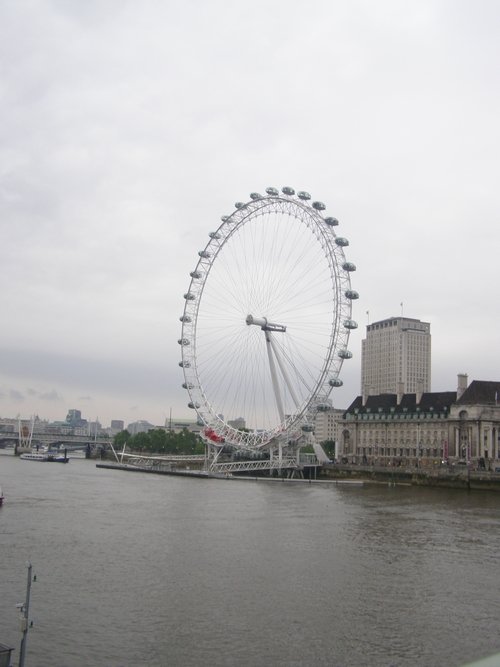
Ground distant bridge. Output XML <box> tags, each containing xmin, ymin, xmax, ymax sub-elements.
<box><xmin>0</xmin><ymin>433</ymin><xmax>111</xmax><ymax>449</ymax></box>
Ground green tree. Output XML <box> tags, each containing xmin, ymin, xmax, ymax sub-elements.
<box><xmin>321</xmin><ymin>440</ymin><xmax>336</xmax><ymax>459</ymax></box>
<box><xmin>123</xmin><ymin>427</ymin><xmax>205</xmax><ymax>456</ymax></box>
<box><xmin>128</xmin><ymin>431</ymin><xmax>151</xmax><ymax>452</ymax></box>
<box><xmin>176</xmin><ymin>428</ymin><xmax>204</xmax><ymax>454</ymax></box>
<box><xmin>149</xmin><ymin>428</ymin><xmax>168</xmax><ymax>453</ymax></box>
<box><xmin>113</xmin><ymin>430</ymin><xmax>131</xmax><ymax>448</ymax></box>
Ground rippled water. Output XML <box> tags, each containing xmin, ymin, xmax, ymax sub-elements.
<box><xmin>1</xmin><ymin>452</ymin><xmax>499</xmax><ymax>667</ymax></box>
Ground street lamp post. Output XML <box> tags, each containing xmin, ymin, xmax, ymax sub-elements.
<box><xmin>18</xmin><ymin>562</ymin><xmax>35</xmax><ymax>667</ymax></box>
<box><xmin>416</xmin><ymin>421</ymin><xmax>420</xmax><ymax>468</ymax></box>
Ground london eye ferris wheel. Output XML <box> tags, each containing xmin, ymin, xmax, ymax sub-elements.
<box><xmin>179</xmin><ymin>187</ymin><xmax>358</xmax><ymax>451</ymax></box>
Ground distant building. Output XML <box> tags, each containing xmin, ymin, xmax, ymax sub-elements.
<box><xmin>228</xmin><ymin>417</ymin><xmax>246</xmax><ymax>430</ymax></box>
<box><xmin>339</xmin><ymin>374</ymin><xmax>500</xmax><ymax>467</ymax></box>
<box><xmin>0</xmin><ymin>419</ymin><xmax>16</xmax><ymax>433</ymax></box>
<box><xmin>361</xmin><ymin>316</ymin><xmax>431</xmax><ymax>398</ymax></box>
<box><xmin>314</xmin><ymin>407</ymin><xmax>345</xmax><ymax>445</ymax></box>
<box><xmin>110</xmin><ymin>420</ymin><xmax>124</xmax><ymax>431</ymax></box>
<box><xmin>127</xmin><ymin>420</ymin><xmax>155</xmax><ymax>435</ymax></box>
<box><xmin>164</xmin><ymin>418</ymin><xmax>203</xmax><ymax>435</ymax></box>
<box><xmin>65</xmin><ymin>409</ymin><xmax>87</xmax><ymax>428</ymax></box>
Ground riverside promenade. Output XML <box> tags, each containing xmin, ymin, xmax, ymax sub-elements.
<box><xmin>97</xmin><ymin>457</ymin><xmax>500</xmax><ymax>491</ymax></box>
<box><xmin>320</xmin><ymin>463</ymin><xmax>500</xmax><ymax>491</ymax></box>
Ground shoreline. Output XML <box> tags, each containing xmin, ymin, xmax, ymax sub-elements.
<box><xmin>96</xmin><ymin>461</ymin><xmax>500</xmax><ymax>491</ymax></box>
<box><xmin>320</xmin><ymin>464</ymin><xmax>500</xmax><ymax>491</ymax></box>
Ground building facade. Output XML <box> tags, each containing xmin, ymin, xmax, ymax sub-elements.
<box><xmin>339</xmin><ymin>375</ymin><xmax>500</xmax><ymax>468</ymax></box>
<box><xmin>361</xmin><ymin>316</ymin><xmax>431</xmax><ymax>397</ymax></box>
<box><xmin>314</xmin><ymin>407</ymin><xmax>345</xmax><ymax>445</ymax></box>
<box><xmin>127</xmin><ymin>420</ymin><xmax>155</xmax><ymax>435</ymax></box>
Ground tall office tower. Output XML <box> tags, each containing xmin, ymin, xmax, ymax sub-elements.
<box><xmin>361</xmin><ymin>316</ymin><xmax>431</xmax><ymax>397</ymax></box>
<box><xmin>65</xmin><ymin>409</ymin><xmax>83</xmax><ymax>426</ymax></box>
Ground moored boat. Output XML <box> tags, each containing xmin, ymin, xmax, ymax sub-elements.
<box><xmin>20</xmin><ymin>449</ymin><xmax>68</xmax><ymax>463</ymax></box>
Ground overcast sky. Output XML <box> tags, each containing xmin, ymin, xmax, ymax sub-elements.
<box><xmin>1</xmin><ymin>0</ymin><xmax>499</xmax><ymax>428</ymax></box>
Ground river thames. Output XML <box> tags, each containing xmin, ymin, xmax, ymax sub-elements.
<box><xmin>0</xmin><ymin>451</ymin><xmax>499</xmax><ymax>667</ymax></box>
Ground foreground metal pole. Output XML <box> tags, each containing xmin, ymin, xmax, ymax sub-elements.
<box><xmin>18</xmin><ymin>562</ymin><xmax>33</xmax><ymax>667</ymax></box>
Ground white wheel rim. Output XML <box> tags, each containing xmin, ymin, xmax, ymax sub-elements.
<box><xmin>180</xmin><ymin>191</ymin><xmax>357</xmax><ymax>450</ymax></box>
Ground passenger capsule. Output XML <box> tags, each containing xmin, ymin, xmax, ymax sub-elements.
<box><xmin>221</xmin><ymin>215</ymin><xmax>229</xmax><ymax>222</ymax></box>
<box><xmin>335</xmin><ymin>237</ymin><xmax>349</xmax><ymax>247</ymax></box>
<box><xmin>312</xmin><ymin>201</ymin><xmax>326</xmax><ymax>211</ymax></box>
<box><xmin>297</xmin><ymin>191</ymin><xmax>311</xmax><ymax>200</ymax></box>
<box><xmin>329</xmin><ymin>378</ymin><xmax>343</xmax><ymax>387</ymax></box>
<box><xmin>209</xmin><ymin>232</ymin><xmax>221</xmax><ymax>239</ymax></box>
<box><xmin>190</xmin><ymin>270</ymin><xmax>202</xmax><ymax>279</ymax></box>
<box><xmin>179</xmin><ymin>315</ymin><xmax>192</xmax><ymax>322</ymax></box>
<box><xmin>343</xmin><ymin>319</ymin><xmax>358</xmax><ymax>330</ymax></box>
<box><xmin>265</xmin><ymin>187</ymin><xmax>279</xmax><ymax>196</ymax></box>
<box><xmin>178</xmin><ymin>361</ymin><xmax>191</xmax><ymax>368</ymax></box>
<box><xmin>198</xmin><ymin>250</ymin><xmax>210</xmax><ymax>258</ymax></box>
<box><xmin>281</xmin><ymin>186</ymin><xmax>295</xmax><ymax>195</ymax></box>
<box><xmin>182</xmin><ymin>382</ymin><xmax>194</xmax><ymax>389</ymax></box>
<box><xmin>301</xmin><ymin>423</ymin><xmax>314</xmax><ymax>432</ymax></box>
<box><xmin>345</xmin><ymin>290</ymin><xmax>359</xmax><ymax>300</ymax></box>
<box><xmin>250</xmin><ymin>192</ymin><xmax>262</xmax><ymax>200</ymax></box>
<box><xmin>184</xmin><ymin>292</ymin><xmax>195</xmax><ymax>300</ymax></box>
<box><xmin>338</xmin><ymin>349</ymin><xmax>353</xmax><ymax>359</ymax></box>
<box><xmin>324</xmin><ymin>217</ymin><xmax>339</xmax><ymax>226</ymax></box>
<box><xmin>188</xmin><ymin>402</ymin><xmax>200</xmax><ymax>409</ymax></box>
<box><xmin>316</xmin><ymin>403</ymin><xmax>331</xmax><ymax>412</ymax></box>
<box><xmin>342</xmin><ymin>262</ymin><xmax>356</xmax><ymax>272</ymax></box>
<box><xmin>235</xmin><ymin>202</ymin><xmax>245</xmax><ymax>209</ymax></box>
<box><xmin>178</xmin><ymin>338</ymin><xmax>190</xmax><ymax>346</ymax></box>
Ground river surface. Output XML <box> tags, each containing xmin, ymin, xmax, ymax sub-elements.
<box><xmin>0</xmin><ymin>451</ymin><xmax>499</xmax><ymax>667</ymax></box>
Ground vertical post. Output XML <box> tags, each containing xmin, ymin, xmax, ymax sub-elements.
<box><xmin>416</xmin><ymin>421</ymin><xmax>419</xmax><ymax>468</ymax></box>
<box><xmin>265</xmin><ymin>332</ymin><xmax>285</xmax><ymax>422</ymax></box>
<box><xmin>18</xmin><ymin>562</ymin><xmax>33</xmax><ymax>667</ymax></box>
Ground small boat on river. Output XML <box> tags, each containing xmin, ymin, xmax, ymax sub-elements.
<box><xmin>20</xmin><ymin>449</ymin><xmax>68</xmax><ymax>463</ymax></box>
<box><xmin>0</xmin><ymin>484</ymin><xmax>4</xmax><ymax>506</ymax></box>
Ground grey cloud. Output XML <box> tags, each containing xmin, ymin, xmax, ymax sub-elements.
<box><xmin>9</xmin><ymin>389</ymin><xmax>24</xmax><ymax>401</ymax></box>
<box><xmin>0</xmin><ymin>347</ymin><xmax>170</xmax><ymax>399</ymax></box>
<box><xmin>0</xmin><ymin>0</ymin><xmax>499</xmax><ymax>426</ymax></box>
<box><xmin>39</xmin><ymin>390</ymin><xmax>63</xmax><ymax>402</ymax></box>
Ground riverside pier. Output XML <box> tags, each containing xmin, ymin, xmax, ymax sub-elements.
<box><xmin>96</xmin><ymin>453</ymin><xmax>500</xmax><ymax>491</ymax></box>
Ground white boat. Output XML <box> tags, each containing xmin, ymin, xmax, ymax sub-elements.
<box><xmin>20</xmin><ymin>450</ymin><xmax>68</xmax><ymax>463</ymax></box>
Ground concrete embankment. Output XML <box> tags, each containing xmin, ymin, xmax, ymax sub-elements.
<box><xmin>320</xmin><ymin>465</ymin><xmax>500</xmax><ymax>491</ymax></box>
<box><xmin>96</xmin><ymin>462</ymin><xmax>365</xmax><ymax>485</ymax></box>
<box><xmin>96</xmin><ymin>462</ymin><xmax>211</xmax><ymax>478</ymax></box>
<box><xmin>96</xmin><ymin>461</ymin><xmax>500</xmax><ymax>491</ymax></box>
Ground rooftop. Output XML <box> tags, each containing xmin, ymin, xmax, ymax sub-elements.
<box><xmin>458</xmin><ymin>380</ymin><xmax>500</xmax><ymax>405</ymax></box>
<box><xmin>345</xmin><ymin>391</ymin><xmax>457</xmax><ymax>415</ymax></box>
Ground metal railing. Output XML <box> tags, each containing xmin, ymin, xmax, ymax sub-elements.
<box><xmin>210</xmin><ymin>457</ymin><xmax>299</xmax><ymax>474</ymax></box>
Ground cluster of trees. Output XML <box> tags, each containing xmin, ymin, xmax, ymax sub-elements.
<box><xmin>297</xmin><ymin>440</ymin><xmax>336</xmax><ymax>458</ymax></box>
<box><xmin>321</xmin><ymin>440</ymin><xmax>336</xmax><ymax>459</ymax></box>
<box><xmin>113</xmin><ymin>428</ymin><xmax>204</xmax><ymax>455</ymax></box>
<box><xmin>112</xmin><ymin>428</ymin><xmax>336</xmax><ymax>459</ymax></box>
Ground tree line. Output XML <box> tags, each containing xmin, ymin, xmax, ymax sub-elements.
<box><xmin>113</xmin><ymin>428</ymin><xmax>204</xmax><ymax>455</ymax></box>
<box><xmin>112</xmin><ymin>428</ymin><xmax>336</xmax><ymax>459</ymax></box>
